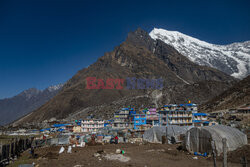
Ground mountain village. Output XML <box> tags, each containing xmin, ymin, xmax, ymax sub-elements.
<box><xmin>0</xmin><ymin>2</ymin><xmax>250</xmax><ymax>166</ymax></box>
<box><xmin>0</xmin><ymin>102</ymin><xmax>249</xmax><ymax>166</ymax></box>
<box><xmin>0</xmin><ymin>27</ymin><xmax>249</xmax><ymax>165</ymax></box>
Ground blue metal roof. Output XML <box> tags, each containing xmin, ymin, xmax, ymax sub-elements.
<box><xmin>132</xmin><ymin>113</ymin><xmax>146</xmax><ymax>116</ymax></box>
<box><xmin>185</xmin><ymin>103</ymin><xmax>197</xmax><ymax>107</ymax></box>
<box><xmin>57</xmin><ymin>128</ymin><xmax>65</xmax><ymax>132</ymax></box>
<box><xmin>40</xmin><ymin>128</ymin><xmax>51</xmax><ymax>132</ymax></box>
<box><xmin>52</xmin><ymin>124</ymin><xmax>71</xmax><ymax>128</ymax></box>
<box><xmin>194</xmin><ymin>113</ymin><xmax>207</xmax><ymax>116</ymax></box>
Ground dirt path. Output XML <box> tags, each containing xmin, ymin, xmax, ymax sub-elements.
<box><xmin>10</xmin><ymin>143</ymin><xmax>242</xmax><ymax>167</ymax></box>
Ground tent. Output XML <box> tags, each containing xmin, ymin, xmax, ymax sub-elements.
<box><xmin>166</xmin><ymin>125</ymin><xmax>192</xmax><ymax>143</ymax></box>
<box><xmin>143</xmin><ymin>126</ymin><xmax>166</xmax><ymax>143</ymax></box>
<box><xmin>58</xmin><ymin>136</ymin><xmax>70</xmax><ymax>145</ymax></box>
<box><xmin>143</xmin><ymin>125</ymin><xmax>191</xmax><ymax>143</ymax></box>
<box><xmin>184</xmin><ymin>125</ymin><xmax>247</xmax><ymax>155</ymax></box>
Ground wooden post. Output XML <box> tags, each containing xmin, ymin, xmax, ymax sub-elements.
<box><xmin>166</xmin><ymin>127</ymin><xmax>168</xmax><ymax>142</ymax></box>
<box><xmin>222</xmin><ymin>138</ymin><xmax>227</xmax><ymax>167</ymax></box>
<box><xmin>24</xmin><ymin>138</ymin><xmax>26</xmax><ymax>150</ymax></box>
<box><xmin>162</xmin><ymin>136</ymin><xmax>166</xmax><ymax>144</ymax></box>
<box><xmin>241</xmin><ymin>156</ymin><xmax>247</xmax><ymax>167</ymax></box>
<box><xmin>13</xmin><ymin>138</ymin><xmax>16</xmax><ymax>159</ymax></box>
<box><xmin>9</xmin><ymin>141</ymin><xmax>12</xmax><ymax>160</ymax></box>
<box><xmin>17</xmin><ymin>138</ymin><xmax>20</xmax><ymax>157</ymax></box>
<box><xmin>23</xmin><ymin>139</ymin><xmax>26</xmax><ymax>150</ymax></box>
<box><xmin>11</xmin><ymin>138</ymin><xmax>15</xmax><ymax>159</ymax></box>
<box><xmin>211</xmin><ymin>140</ymin><xmax>217</xmax><ymax>167</ymax></box>
<box><xmin>13</xmin><ymin>138</ymin><xmax>16</xmax><ymax>158</ymax></box>
<box><xmin>0</xmin><ymin>141</ymin><xmax>2</xmax><ymax>162</ymax></box>
<box><xmin>196</xmin><ymin>128</ymin><xmax>199</xmax><ymax>152</ymax></box>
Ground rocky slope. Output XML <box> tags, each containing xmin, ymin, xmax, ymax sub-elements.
<box><xmin>15</xmin><ymin>28</ymin><xmax>236</xmax><ymax>124</ymax></box>
<box><xmin>150</xmin><ymin>28</ymin><xmax>250</xmax><ymax>79</ymax></box>
<box><xmin>201</xmin><ymin>75</ymin><xmax>250</xmax><ymax>112</ymax></box>
<box><xmin>0</xmin><ymin>84</ymin><xmax>63</xmax><ymax>125</ymax></box>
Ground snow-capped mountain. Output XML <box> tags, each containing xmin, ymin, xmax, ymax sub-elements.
<box><xmin>149</xmin><ymin>28</ymin><xmax>250</xmax><ymax>79</ymax></box>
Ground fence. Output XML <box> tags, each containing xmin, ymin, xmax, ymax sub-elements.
<box><xmin>0</xmin><ymin>136</ymin><xmax>71</xmax><ymax>166</ymax></box>
<box><xmin>0</xmin><ymin>138</ymin><xmax>33</xmax><ymax>166</ymax></box>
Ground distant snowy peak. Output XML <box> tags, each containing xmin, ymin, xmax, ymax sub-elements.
<box><xmin>0</xmin><ymin>83</ymin><xmax>63</xmax><ymax>125</ymax></box>
<box><xmin>15</xmin><ymin>84</ymin><xmax>63</xmax><ymax>100</ymax></box>
<box><xmin>19</xmin><ymin>88</ymin><xmax>41</xmax><ymax>99</ymax></box>
<box><xmin>47</xmin><ymin>84</ymin><xmax>64</xmax><ymax>92</ymax></box>
<box><xmin>149</xmin><ymin>28</ymin><xmax>250</xmax><ymax>79</ymax></box>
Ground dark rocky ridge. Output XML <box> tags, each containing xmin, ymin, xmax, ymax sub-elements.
<box><xmin>14</xmin><ymin>28</ymin><xmax>236</xmax><ymax>124</ymax></box>
<box><xmin>201</xmin><ymin>75</ymin><xmax>250</xmax><ymax>112</ymax></box>
<box><xmin>0</xmin><ymin>85</ymin><xmax>63</xmax><ymax>126</ymax></box>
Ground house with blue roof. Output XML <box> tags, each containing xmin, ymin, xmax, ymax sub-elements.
<box><xmin>52</xmin><ymin>123</ymin><xmax>71</xmax><ymax>128</ymax></box>
<box><xmin>111</xmin><ymin>107</ymin><xmax>148</xmax><ymax>131</ymax></box>
<box><xmin>192</xmin><ymin>113</ymin><xmax>209</xmax><ymax>126</ymax></box>
<box><xmin>145</xmin><ymin>108</ymin><xmax>159</xmax><ymax>126</ymax></box>
<box><xmin>130</xmin><ymin>112</ymin><xmax>147</xmax><ymax>130</ymax></box>
<box><xmin>112</xmin><ymin>107</ymin><xmax>134</xmax><ymax>130</ymax></box>
<box><xmin>81</xmin><ymin>119</ymin><xmax>104</xmax><ymax>133</ymax></box>
<box><xmin>159</xmin><ymin>103</ymin><xmax>198</xmax><ymax>126</ymax></box>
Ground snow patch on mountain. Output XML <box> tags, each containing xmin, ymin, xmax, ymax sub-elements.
<box><xmin>47</xmin><ymin>84</ymin><xmax>64</xmax><ymax>92</ymax></box>
<box><xmin>149</xmin><ymin>28</ymin><xmax>250</xmax><ymax>79</ymax></box>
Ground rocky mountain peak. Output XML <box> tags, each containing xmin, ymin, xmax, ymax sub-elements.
<box><xmin>0</xmin><ymin>85</ymin><xmax>63</xmax><ymax>126</ymax></box>
<box><xmin>125</xmin><ymin>28</ymin><xmax>155</xmax><ymax>52</ymax></box>
<box><xmin>18</xmin><ymin>88</ymin><xmax>41</xmax><ymax>99</ymax></box>
<box><xmin>13</xmin><ymin>28</ymin><xmax>237</xmax><ymax>125</ymax></box>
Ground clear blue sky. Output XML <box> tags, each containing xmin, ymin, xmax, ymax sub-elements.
<box><xmin>0</xmin><ymin>0</ymin><xmax>250</xmax><ymax>99</ymax></box>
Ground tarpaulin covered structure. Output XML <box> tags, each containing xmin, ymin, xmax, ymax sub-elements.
<box><xmin>184</xmin><ymin>125</ymin><xmax>247</xmax><ymax>155</ymax></box>
<box><xmin>58</xmin><ymin>136</ymin><xmax>70</xmax><ymax>145</ymax></box>
<box><xmin>166</xmin><ymin>125</ymin><xmax>192</xmax><ymax>143</ymax></box>
<box><xmin>47</xmin><ymin>138</ymin><xmax>59</xmax><ymax>145</ymax></box>
<box><xmin>143</xmin><ymin>126</ymin><xmax>166</xmax><ymax>143</ymax></box>
<box><xmin>143</xmin><ymin>126</ymin><xmax>191</xmax><ymax>143</ymax></box>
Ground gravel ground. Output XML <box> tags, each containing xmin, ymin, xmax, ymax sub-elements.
<box><xmin>10</xmin><ymin>143</ymin><xmax>243</xmax><ymax>167</ymax></box>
